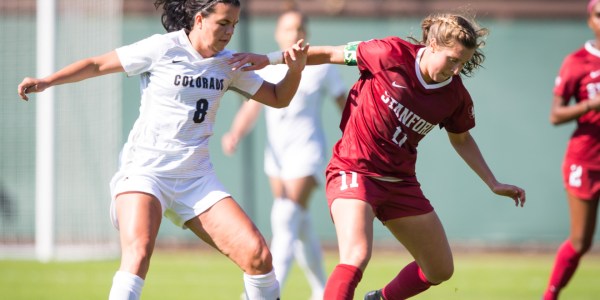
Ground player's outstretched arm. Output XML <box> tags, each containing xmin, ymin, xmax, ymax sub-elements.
<box><xmin>305</xmin><ymin>45</ymin><xmax>346</xmax><ymax>65</ymax></box>
<box><xmin>229</xmin><ymin>41</ymin><xmax>347</xmax><ymax>71</ymax></box>
<box><xmin>447</xmin><ymin>131</ymin><xmax>526</xmax><ymax>207</ymax></box>
<box><xmin>17</xmin><ymin>51</ymin><xmax>123</xmax><ymax>101</ymax></box>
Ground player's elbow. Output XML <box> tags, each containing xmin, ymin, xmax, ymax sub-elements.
<box><xmin>269</xmin><ymin>93</ymin><xmax>292</xmax><ymax>108</ymax></box>
<box><xmin>270</xmin><ymin>100</ymin><xmax>291</xmax><ymax>109</ymax></box>
<box><xmin>549</xmin><ymin>114</ymin><xmax>566</xmax><ymax>126</ymax></box>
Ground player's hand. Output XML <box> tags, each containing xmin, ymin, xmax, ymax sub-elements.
<box><xmin>221</xmin><ymin>132</ymin><xmax>239</xmax><ymax>156</ymax></box>
<box><xmin>283</xmin><ymin>39</ymin><xmax>309</xmax><ymax>74</ymax></box>
<box><xmin>589</xmin><ymin>95</ymin><xmax>600</xmax><ymax>112</ymax></box>
<box><xmin>17</xmin><ymin>77</ymin><xmax>49</xmax><ymax>101</ymax></box>
<box><xmin>491</xmin><ymin>183</ymin><xmax>526</xmax><ymax>207</ymax></box>
<box><xmin>229</xmin><ymin>53</ymin><xmax>269</xmax><ymax>71</ymax></box>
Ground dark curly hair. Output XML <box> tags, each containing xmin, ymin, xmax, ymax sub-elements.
<box><xmin>154</xmin><ymin>0</ymin><xmax>241</xmax><ymax>33</ymax></box>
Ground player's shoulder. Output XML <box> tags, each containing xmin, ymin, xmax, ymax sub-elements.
<box><xmin>367</xmin><ymin>36</ymin><xmax>417</xmax><ymax>49</ymax></box>
<box><xmin>125</xmin><ymin>30</ymin><xmax>181</xmax><ymax>57</ymax></box>
<box><xmin>360</xmin><ymin>36</ymin><xmax>420</xmax><ymax>59</ymax></box>
<box><xmin>144</xmin><ymin>30</ymin><xmax>180</xmax><ymax>45</ymax></box>
<box><xmin>557</xmin><ymin>42</ymin><xmax>599</xmax><ymax>79</ymax></box>
<box><xmin>565</xmin><ymin>42</ymin><xmax>598</xmax><ymax>64</ymax></box>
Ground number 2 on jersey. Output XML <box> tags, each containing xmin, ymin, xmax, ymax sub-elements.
<box><xmin>193</xmin><ymin>98</ymin><xmax>209</xmax><ymax>123</ymax></box>
<box><xmin>339</xmin><ymin>171</ymin><xmax>359</xmax><ymax>190</ymax></box>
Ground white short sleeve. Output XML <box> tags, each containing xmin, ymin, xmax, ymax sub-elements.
<box><xmin>116</xmin><ymin>34</ymin><xmax>169</xmax><ymax>76</ymax></box>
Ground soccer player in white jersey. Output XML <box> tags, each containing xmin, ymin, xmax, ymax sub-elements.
<box><xmin>222</xmin><ymin>10</ymin><xmax>347</xmax><ymax>299</ymax></box>
<box><xmin>17</xmin><ymin>1</ymin><xmax>308</xmax><ymax>299</ymax></box>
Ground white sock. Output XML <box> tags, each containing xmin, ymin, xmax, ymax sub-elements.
<box><xmin>269</xmin><ymin>198</ymin><xmax>303</xmax><ymax>289</ymax></box>
<box><xmin>243</xmin><ymin>269</ymin><xmax>280</xmax><ymax>300</ymax></box>
<box><xmin>295</xmin><ymin>210</ymin><xmax>326</xmax><ymax>300</ymax></box>
<box><xmin>108</xmin><ymin>271</ymin><xmax>144</xmax><ymax>300</ymax></box>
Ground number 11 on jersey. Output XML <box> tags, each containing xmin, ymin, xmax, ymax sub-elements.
<box><xmin>339</xmin><ymin>171</ymin><xmax>359</xmax><ymax>190</ymax></box>
<box><xmin>392</xmin><ymin>125</ymin><xmax>407</xmax><ymax>147</ymax></box>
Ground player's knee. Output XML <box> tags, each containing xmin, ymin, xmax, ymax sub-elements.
<box><xmin>571</xmin><ymin>238</ymin><xmax>593</xmax><ymax>255</ymax></box>
<box><xmin>340</xmin><ymin>245</ymin><xmax>371</xmax><ymax>270</ymax></box>
<box><xmin>424</xmin><ymin>263</ymin><xmax>454</xmax><ymax>284</ymax></box>
<box><xmin>241</xmin><ymin>238</ymin><xmax>273</xmax><ymax>274</ymax></box>
<box><xmin>121</xmin><ymin>239</ymin><xmax>155</xmax><ymax>271</ymax></box>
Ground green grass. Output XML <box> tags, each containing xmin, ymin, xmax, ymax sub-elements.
<box><xmin>1</xmin><ymin>249</ymin><xmax>599</xmax><ymax>299</ymax></box>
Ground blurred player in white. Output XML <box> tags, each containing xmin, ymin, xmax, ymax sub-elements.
<box><xmin>17</xmin><ymin>1</ymin><xmax>308</xmax><ymax>299</ymax></box>
<box><xmin>543</xmin><ymin>1</ymin><xmax>600</xmax><ymax>299</ymax></box>
<box><xmin>222</xmin><ymin>10</ymin><xmax>347</xmax><ymax>299</ymax></box>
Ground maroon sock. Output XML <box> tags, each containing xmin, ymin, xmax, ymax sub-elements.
<box><xmin>543</xmin><ymin>240</ymin><xmax>581</xmax><ymax>300</ymax></box>
<box><xmin>323</xmin><ymin>264</ymin><xmax>363</xmax><ymax>300</ymax></box>
<box><xmin>382</xmin><ymin>261</ymin><xmax>433</xmax><ymax>300</ymax></box>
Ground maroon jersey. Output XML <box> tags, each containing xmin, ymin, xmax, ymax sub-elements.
<box><xmin>554</xmin><ymin>41</ymin><xmax>600</xmax><ymax>167</ymax></box>
<box><xmin>330</xmin><ymin>37</ymin><xmax>475</xmax><ymax>179</ymax></box>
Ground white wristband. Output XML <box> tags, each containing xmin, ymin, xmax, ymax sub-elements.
<box><xmin>267</xmin><ymin>51</ymin><xmax>284</xmax><ymax>65</ymax></box>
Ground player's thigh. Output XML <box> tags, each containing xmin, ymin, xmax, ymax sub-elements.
<box><xmin>567</xmin><ymin>192</ymin><xmax>599</xmax><ymax>250</ymax></box>
<box><xmin>331</xmin><ymin>198</ymin><xmax>376</xmax><ymax>270</ymax></box>
<box><xmin>385</xmin><ymin>211</ymin><xmax>453</xmax><ymax>282</ymax></box>
<box><xmin>282</xmin><ymin>176</ymin><xmax>318</xmax><ymax>208</ymax></box>
<box><xmin>114</xmin><ymin>192</ymin><xmax>163</xmax><ymax>249</ymax></box>
<box><xmin>268</xmin><ymin>176</ymin><xmax>284</xmax><ymax>199</ymax></box>
<box><xmin>186</xmin><ymin>197</ymin><xmax>271</xmax><ymax>273</ymax></box>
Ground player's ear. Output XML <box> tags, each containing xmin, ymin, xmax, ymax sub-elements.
<box><xmin>194</xmin><ymin>13</ymin><xmax>203</xmax><ymax>29</ymax></box>
<box><xmin>429</xmin><ymin>38</ymin><xmax>438</xmax><ymax>53</ymax></box>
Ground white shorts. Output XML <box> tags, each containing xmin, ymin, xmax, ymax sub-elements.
<box><xmin>264</xmin><ymin>145</ymin><xmax>325</xmax><ymax>184</ymax></box>
<box><xmin>109</xmin><ymin>170</ymin><xmax>230</xmax><ymax>229</ymax></box>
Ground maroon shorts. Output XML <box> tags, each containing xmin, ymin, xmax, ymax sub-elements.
<box><xmin>325</xmin><ymin>167</ymin><xmax>434</xmax><ymax>222</ymax></box>
<box><xmin>562</xmin><ymin>159</ymin><xmax>600</xmax><ymax>200</ymax></box>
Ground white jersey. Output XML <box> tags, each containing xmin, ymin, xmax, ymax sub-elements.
<box><xmin>257</xmin><ymin>64</ymin><xmax>346</xmax><ymax>180</ymax></box>
<box><xmin>116</xmin><ymin>29</ymin><xmax>263</xmax><ymax>178</ymax></box>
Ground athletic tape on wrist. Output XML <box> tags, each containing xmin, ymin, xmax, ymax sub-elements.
<box><xmin>343</xmin><ymin>41</ymin><xmax>361</xmax><ymax>66</ymax></box>
<box><xmin>267</xmin><ymin>51</ymin><xmax>284</xmax><ymax>65</ymax></box>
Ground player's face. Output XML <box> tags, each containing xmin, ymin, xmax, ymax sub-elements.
<box><xmin>196</xmin><ymin>3</ymin><xmax>240</xmax><ymax>56</ymax></box>
<box><xmin>588</xmin><ymin>4</ymin><xmax>600</xmax><ymax>38</ymax></box>
<box><xmin>425</xmin><ymin>41</ymin><xmax>475</xmax><ymax>83</ymax></box>
<box><xmin>275</xmin><ymin>12</ymin><xmax>307</xmax><ymax>50</ymax></box>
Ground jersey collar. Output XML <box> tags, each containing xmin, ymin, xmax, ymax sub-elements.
<box><xmin>415</xmin><ymin>47</ymin><xmax>452</xmax><ymax>90</ymax></box>
<box><xmin>585</xmin><ymin>40</ymin><xmax>600</xmax><ymax>58</ymax></box>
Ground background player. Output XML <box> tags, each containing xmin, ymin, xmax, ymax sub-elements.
<box><xmin>543</xmin><ymin>1</ymin><xmax>600</xmax><ymax>299</ymax></box>
<box><xmin>222</xmin><ymin>10</ymin><xmax>347</xmax><ymax>299</ymax></box>
<box><xmin>17</xmin><ymin>0</ymin><xmax>307</xmax><ymax>299</ymax></box>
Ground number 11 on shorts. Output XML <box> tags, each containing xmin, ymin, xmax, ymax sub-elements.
<box><xmin>339</xmin><ymin>171</ymin><xmax>359</xmax><ymax>190</ymax></box>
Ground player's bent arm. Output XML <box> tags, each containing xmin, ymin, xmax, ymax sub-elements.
<box><xmin>447</xmin><ymin>131</ymin><xmax>526</xmax><ymax>206</ymax></box>
<box><xmin>549</xmin><ymin>95</ymin><xmax>593</xmax><ymax>125</ymax></box>
<box><xmin>250</xmin><ymin>42</ymin><xmax>307</xmax><ymax>108</ymax></box>
<box><xmin>252</xmin><ymin>69</ymin><xmax>302</xmax><ymax>108</ymax></box>
<box><xmin>18</xmin><ymin>51</ymin><xmax>124</xmax><ymax>100</ymax></box>
<box><xmin>306</xmin><ymin>45</ymin><xmax>346</xmax><ymax>65</ymax></box>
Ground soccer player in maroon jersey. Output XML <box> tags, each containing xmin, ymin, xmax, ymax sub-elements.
<box><xmin>232</xmin><ymin>12</ymin><xmax>526</xmax><ymax>300</ymax></box>
<box><xmin>543</xmin><ymin>1</ymin><xmax>600</xmax><ymax>299</ymax></box>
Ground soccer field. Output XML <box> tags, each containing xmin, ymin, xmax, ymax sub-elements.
<box><xmin>1</xmin><ymin>248</ymin><xmax>599</xmax><ymax>299</ymax></box>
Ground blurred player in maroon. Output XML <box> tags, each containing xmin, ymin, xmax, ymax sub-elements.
<box><xmin>543</xmin><ymin>1</ymin><xmax>600</xmax><ymax>299</ymax></box>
